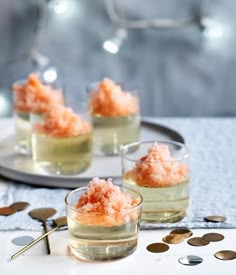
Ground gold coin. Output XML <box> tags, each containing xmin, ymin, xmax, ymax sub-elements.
<box><xmin>204</xmin><ymin>216</ymin><xmax>226</xmax><ymax>223</ymax></box>
<box><xmin>162</xmin><ymin>234</ymin><xmax>186</xmax><ymax>244</ymax></box>
<box><xmin>0</xmin><ymin>206</ymin><xmax>16</xmax><ymax>216</ymax></box>
<box><xmin>169</xmin><ymin>228</ymin><xmax>193</xmax><ymax>238</ymax></box>
<box><xmin>146</xmin><ymin>243</ymin><xmax>169</xmax><ymax>253</ymax></box>
<box><xmin>187</xmin><ymin>237</ymin><xmax>210</xmax><ymax>247</ymax></box>
<box><xmin>10</xmin><ymin>202</ymin><xmax>30</xmax><ymax>212</ymax></box>
<box><xmin>214</xmin><ymin>250</ymin><xmax>236</xmax><ymax>260</ymax></box>
<box><xmin>202</xmin><ymin>233</ymin><xmax>224</xmax><ymax>242</ymax></box>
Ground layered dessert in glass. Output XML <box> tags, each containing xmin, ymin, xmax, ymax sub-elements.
<box><xmin>31</xmin><ymin>105</ymin><xmax>93</xmax><ymax>175</ymax></box>
<box><xmin>88</xmin><ymin>78</ymin><xmax>140</xmax><ymax>155</ymax></box>
<box><xmin>12</xmin><ymin>73</ymin><xmax>64</xmax><ymax>154</ymax></box>
<box><xmin>121</xmin><ymin>141</ymin><xmax>190</xmax><ymax>223</ymax></box>
<box><xmin>65</xmin><ymin>177</ymin><xmax>142</xmax><ymax>261</ymax></box>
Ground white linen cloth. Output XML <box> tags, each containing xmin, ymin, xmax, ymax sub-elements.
<box><xmin>0</xmin><ymin>118</ymin><xmax>236</xmax><ymax>230</ymax></box>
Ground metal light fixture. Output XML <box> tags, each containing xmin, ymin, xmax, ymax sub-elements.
<box><xmin>104</xmin><ymin>0</ymin><xmax>203</xmax><ymax>30</ymax></box>
<box><xmin>103</xmin><ymin>28</ymin><xmax>128</xmax><ymax>54</ymax></box>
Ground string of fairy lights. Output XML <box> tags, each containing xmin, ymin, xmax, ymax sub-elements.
<box><xmin>0</xmin><ymin>0</ymin><xmax>231</xmax><ymax>116</ymax></box>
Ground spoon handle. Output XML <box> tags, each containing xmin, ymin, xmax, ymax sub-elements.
<box><xmin>10</xmin><ymin>225</ymin><xmax>58</xmax><ymax>260</ymax></box>
<box><xmin>43</xmin><ymin>221</ymin><xmax>51</xmax><ymax>255</ymax></box>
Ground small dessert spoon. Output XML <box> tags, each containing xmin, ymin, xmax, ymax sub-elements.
<box><xmin>28</xmin><ymin>208</ymin><xmax>57</xmax><ymax>255</ymax></box>
<box><xmin>11</xmin><ymin>216</ymin><xmax>67</xmax><ymax>260</ymax></box>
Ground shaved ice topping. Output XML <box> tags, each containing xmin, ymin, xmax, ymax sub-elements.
<box><xmin>89</xmin><ymin>78</ymin><xmax>139</xmax><ymax>117</ymax></box>
<box><xmin>34</xmin><ymin>105</ymin><xmax>92</xmax><ymax>137</ymax></box>
<box><xmin>12</xmin><ymin>73</ymin><xmax>64</xmax><ymax>113</ymax></box>
<box><xmin>74</xmin><ymin>177</ymin><xmax>141</xmax><ymax>226</ymax></box>
<box><xmin>125</xmin><ymin>142</ymin><xmax>189</xmax><ymax>188</ymax></box>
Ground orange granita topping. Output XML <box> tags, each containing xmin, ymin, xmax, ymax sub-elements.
<box><xmin>89</xmin><ymin>78</ymin><xmax>139</xmax><ymax>117</ymax></box>
<box><xmin>34</xmin><ymin>105</ymin><xmax>92</xmax><ymax>138</ymax></box>
<box><xmin>125</xmin><ymin>142</ymin><xmax>189</xmax><ymax>188</ymax></box>
<box><xmin>74</xmin><ymin>178</ymin><xmax>141</xmax><ymax>226</ymax></box>
<box><xmin>12</xmin><ymin>73</ymin><xmax>64</xmax><ymax>113</ymax></box>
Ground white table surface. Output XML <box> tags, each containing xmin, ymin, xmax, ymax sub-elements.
<box><xmin>1</xmin><ymin>229</ymin><xmax>236</xmax><ymax>275</ymax></box>
<box><xmin>1</xmin><ymin>117</ymin><xmax>236</xmax><ymax>274</ymax></box>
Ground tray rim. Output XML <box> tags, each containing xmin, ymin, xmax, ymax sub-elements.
<box><xmin>0</xmin><ymin>120</ymin><xmax>184</xmax><ymax>188</ymax></box>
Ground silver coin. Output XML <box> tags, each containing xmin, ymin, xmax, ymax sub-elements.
<box><xmin>11</xmin><ymin>236</ymin><xmax>34</xmax><ymax>246</ymax></box>
<box><xmin>178</xmin><ymin>255</ymin><xmax>203</xmax><ymax>266</ymax></box>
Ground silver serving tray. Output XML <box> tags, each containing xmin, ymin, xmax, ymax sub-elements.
<box><xmin>0</xmin><ymin>120</ymin><xmax>184</xmax><ymax>188</ymax></box>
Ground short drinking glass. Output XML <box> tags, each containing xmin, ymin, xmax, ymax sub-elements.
<box><xmin>65</xmin><ymin>186</ymin><xmax>143</xmax><ymax>261</ymax></box>
<box><xmin>87</xmin><ymin>78</ymin><xmax>140</xmax><ymax>155</ymax></box>
<box><xmin>121</xmin><ymin>140</ymin><xmax>190</xmax><ymax>223</ymax></box>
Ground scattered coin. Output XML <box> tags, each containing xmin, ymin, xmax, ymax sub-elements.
<box><xmin>146</xmin><ymin>243</ymin><xmax>169</xmax><ymax>253</ymax></box>
<box><xmin>187</xmin><ymin>237</ymin><xmax>210</xmax><ymax>247</ymax></box>
<box><xmin>11</xmin><ymin>236</ymin><xmax>34</xmax><ymax>246</ymax></box>
<box><xmin>204</xmin><ymin>216</ymin><xmax>226</xmax><ymax>223</ymax></box>
<box><xmin>0</xmin><ymin>206</ymin><xmax>16</xmax><ymax>216</ymax></box>
<box><xmin>202</xmin><ymin>233</ymin><xmax>224</xmax><ymax>242</ymax></box>
<box><xmin>169</xmin><ymin>228</ymin><xmax>193</xmax><ymax>238</ymax></box>
<box><xmin>214</xmin><ymin>250</ymin><xmax>236</xmax><ymax>260</ymax></box>
<box><xmin>178</xmin><ymin>255</ymin><xmax>203</xmax><ymax>266</ymax></box>
<box><xmin>162</xmin><ymin>234</ymin><xmax>186</xmax><ymax>244</ymax></box>
<box><xmin>10</xmin><ymin>202</ymin><xmax>30</xmax><ymax>212</ymax></box>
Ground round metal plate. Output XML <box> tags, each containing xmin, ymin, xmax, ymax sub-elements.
<box><xmin>0</xmin><ymin>120</ymin><xmax>185</xmax><ymax>188</ymax></box>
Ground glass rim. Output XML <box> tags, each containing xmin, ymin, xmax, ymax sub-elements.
<box><xmin>86</xmin><ymin>80</ymin><xmax>139</xmax><ymax>93</ymax></box>
<box><xmin>65</xmin><ymin>185</ymin><xmax>143</xmax><ymax>214</ymax></box>
<box><xmin>121</xmin><ymin>140</ymin><xmax>190</xmax><ymax>163</ymax></box>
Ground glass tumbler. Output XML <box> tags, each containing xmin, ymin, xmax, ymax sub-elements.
<box><xmin>87</xmin><ymin>81</ymin><xmax>140</xmax><ymax>155</ymax></box>
<box><xmin>12</xmin><ymin>79</ymin><xmax>31</xmax><ymax>154</ymax></box>
<box><xmin>31</xmin><ymin>104</ymin><xmax>93</xmax><ymax>175</ymax></box>
<box><xmin>65</xmin><ymin>186</ymin><xmax>143</xmax><ymax>261</ymax></box>
<box><xmin>121</xmin><ymin>140</ymin><xmax>190</xmax><ymax>223</ymax></box>
<box><xmin>12</xmin><ymin>73</ymin><xmax>64</xmax><ymax>155</ymax></box>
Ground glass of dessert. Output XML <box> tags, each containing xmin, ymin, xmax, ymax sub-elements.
<box><xmin>87</xmin><ymin>78</ymin><xmax>140</xmax><ymax>155</ymax></box>
<box><xmin>31</xmin><ymin>104</ymin><xmax>93</xmax><ymax>175</ymax></box>
<box><xmin>121</xmin><ymin>141</ymin><xmax>190</xmax><ymax>223</ymax></box>
<box><xmin>12</xmin><ymin>73</ymin><xmax>64</xmax><ymax>154</ymax></box>
<box><xmin>12</xmin><ymin>79</ymin><xmax>32</xmax><ymax>154</ymax></box>
<box><xmin>65</xmin><ymin>177</ymin><xmax>143</xmax><ymax>261</ymax></box>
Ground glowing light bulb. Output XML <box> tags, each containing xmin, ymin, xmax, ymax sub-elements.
<box><xmin>103</xmin><ymin>29</ymin><xmax>128</xmax><ymax>54</ymax></box>
<box><xmin>103</xmin><ymin>40</ymin><xmax>119</xmax><ymax>54</ymax></box>
<box><xmin>43</xmin><ymin>67</ymin><xmax>58</xmax><ymax>84</ymax></box>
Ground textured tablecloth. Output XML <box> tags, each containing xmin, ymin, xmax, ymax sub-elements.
<box><xmin>0</xmin><ymin>118</ymin><xmax>236</xmax><ymax>230</ymax></box>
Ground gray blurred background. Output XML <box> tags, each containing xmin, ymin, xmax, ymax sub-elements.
<box><xmin>0</xmin><ymin>0</ymin><xmax>235</xmax><ymax>117</ymax></box>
